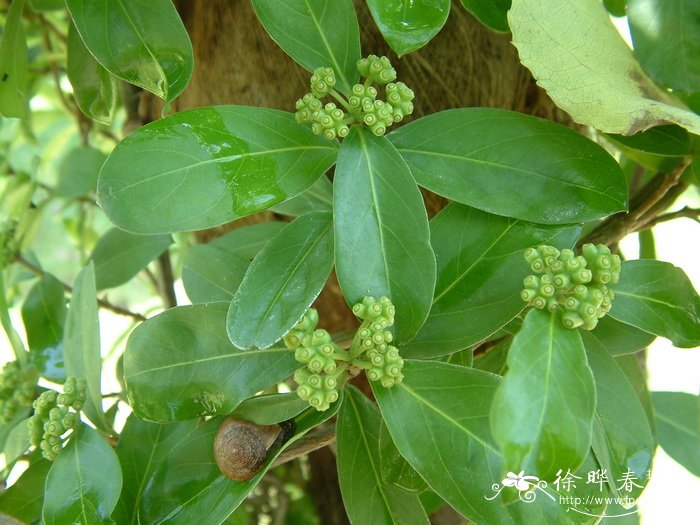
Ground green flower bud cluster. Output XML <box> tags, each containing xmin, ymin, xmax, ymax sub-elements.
<box><xmin>294</xmin><ymin>56</ymin><xmax>414</xmax><ymax>140</ymax></box>
<box><xmin>0</xmin><ymin>361</ymin><xmax>37</xmax><ymax>423</ymax></box>
<box><xmin>286</xmin><ymin>309</ymin><xmax>343</xmax><ymax>411</ymax></box>
<box><xmin>28</xmin><ymin>377</ymin><xmax>86</xmax><ymax>460</ymax></box>
<box><xmin>351</xmin><ymin>296</ymin><xmax>404</xmax><ymax>388</ymax></box>
<box><xmin>286</xmin><ymin>297</ymin><xmax>404</xmax><ymax>411</ymax></box>
<box><xmin>521</xmin><ymin>244</ymin><xmax>621</xmax><ymax>330</ymax></box>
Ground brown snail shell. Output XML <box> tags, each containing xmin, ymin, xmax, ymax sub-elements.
<box><xmin>213</xmin><ymin>417</ymin><xmax>282</xmax><ymax>481</ymax></box>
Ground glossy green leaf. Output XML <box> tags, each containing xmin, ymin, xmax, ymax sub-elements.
<box><xmin>609</xmin><ymin>260</ymin><xmax>700</xmax><ymax>348</ymax></box>
<box><xmin>206</xmin><ymin>222</ymin><xmax>287</xmax><ymax>261</ymax></box>
<box><xmin>4</xmin><ymin>419</ymin><xmax>30</xmax><ymax>467</ymax></box>
<box><xmin>182</xmin><ymin>245</ymin><xmax>249</xmax><ymax>304</ymax></box>
<box><xmin>374</xmin><ymin>360</ymin><xmax>607</xmax><ymax>524</ymax></box>
<box><xmin>491</xmin><ymin>309</ymin><xmax>596</xmax><ymax>480</ymax></box>
<box><xmin>605</xmin><ymin>126</ymin><xmax>691</xmax><ymax>158</ymax></box>
<box><xmin>98</xmin><ymin>107</ymin><xmax>338</xmax><ymax>234</ymax></box>
<box><xmin>251</xmin><ymin>0</ymin><xmax>360</xmax><ymax>94</ymax></box>
<box><xmin>402</xmin><ymin>203</ymin><xmax>580</xmax><ymax>357</ymax></box>
<box><xmin>652</xmin><ymin>391</ymin><xmax>700</xmax><ymax>477</ymax></box>
<box><xmin>114</xmin><ymin>415</ymin><xmax>200</xmax><ymax>525</ymax></box>
<box><xmin>508</xmin><ymin>0</ymin><xmax>700</xmax><ymax>135</ymax></box>
<box><xmin>56</xmin><ymin>145</ymin><xmax>107</xmax><ymax>198</ymax></box>
<box><xmin>366</xmin><ymin>0</ymin><xmax>450</xmax><ymax>56</ymax></box>
<box><xmin>583</xmin><ymin>333</ymin><xmax>654</xmax><ymax>499</ymax></box>
<box><xmin>334</xmin><ymin>127</ymin><xmax>435</xmax><ymax>344</ymax></box>
<box><xmin>21</xmin><ymin>274</ymin><xmax>67</xmax><ymax>382</ymax></box>
<box><xmin>232</xmin><ymin>393</ymin><xmax>309</xmax><ymax>425</ymax></box>
<box><xmin>389</xmin><ymin>109</ymin><xmax>627</xmax><ymax>224</ymax></box>
<box><xmin>125</xmin><ymin>303</ymin><xmax>299</xmax><ymax>422</ymax></box>
<box><xmin>378</xmin><ymin>420</ymin><xmax>427</xmax><ymax>493</ymax></box>
<box><xmin>460</xmin><ymin>0</ymin><xmax>511</xmax><ymax>32</ymax></box>
<box><xmin>615</xmin><ymin>355</ymin><xmax>656</xmax><ymax>438</ymax></box>
<box><xmin>89</xmin><ymin>228</ymin><xmax>172</xmax><ymax>290</ymax></box>
<box><xmin>0</xmin><ymin>0</ymin><xmax>29</xmax><ymax>118</ymax></box>
<box><xmin>227</xmin><ymin>212</ymin><xmax>334</xmax><ymax>350</ymax></box>
<box><xmin>62</xmin><ymin>263</ymin><xmax>108</xmax><ymax>431</ymax></box>
<box><xmin>628</xmin><ymin>0</ymin><xmax>700</xmax><ymax>93</ymax></box>
<box><xmin>269</xmin><ymin>174</ymin><xmax>333</xmax><ymax>216</ymax></box>
<box><xmin>43</xmin><ymin>425</ymin><xmax>122</xmax><ymax>525</ymax></box>
<box><xmin>587</xmin><ymin>316</ymin><xmax>656</xmax><ymax>356</ymax></box>
<box><xmin>0</xmin><ymin>458</ymin><xmax>52</xmax><ymax>523</ymax></box>
<box><xmin>66</xmin><ymin>0</ymin><xmax>193</xmax><ymax>101</ymax></box>
<box><xmin>139</xmin><ymin>400</ymin><xmax>340</xmax><ymax>525</ymax></box>
<box><xmin>66</xmin><ymin>22</ymin><xmax>118</xmax><ymax>124</ymax></box>
<box><xmin>337</xmin><ymin>386</ymin><xmax>430</xmax><ymax>525</ymax></box>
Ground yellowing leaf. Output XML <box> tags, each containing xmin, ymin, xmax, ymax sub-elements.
<box><xmin>508</xmin><ymin>0</ymin><xmax>700</xmax><ymax>135</ymax></box>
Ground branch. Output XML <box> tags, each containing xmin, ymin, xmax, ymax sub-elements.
<box><xmin>157</xmin><ymin>252</ymin><xmax>177</xmax><ymax>308</ymax></box>
<box><xmin>15</xmin><ymin>255</ymin><xmax>147</xmax><ymax>322</ymax></box>
<box><xmin>271</xmin><ymin>426</ymin><xmax>336</xmax><ymax>468</ymax></box>
<box><xmin>636</xmin><ymin>206</ymin><xmax>700</xmax><ymax>232</ymax></box>
<box><xmin>578</xmin><ymin>157</ymin><xmax>692</xmax><ymax>247</ymax></box>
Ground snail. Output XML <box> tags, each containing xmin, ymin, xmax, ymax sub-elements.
<box><xmin>213</xmin><ymin>416</ymin><xmax>295</xmax><ymax>481</ymax></box>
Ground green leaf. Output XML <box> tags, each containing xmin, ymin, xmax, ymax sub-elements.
<box><xmin>389</xmin><ymin>109</ymin><xmax>627</xmax><ymax>224</ymax></box>
<box><xmin>491</xmin><ymin>309</ymin><xmax>596</xmax><ymax>480</ymax></box>
<box><xmin>182</xmin><ymin>245</ymin><xmax>249</xmax><ymax>304</ymax></box>
<box><xmin>334</xmin><ymin>127</ymin><xmax>435</xmax><ymax>344</ymax></box>
<box><xmin>366</xmin><ymin>0</ymin><xmax>450</xmax><ymax>56</ymax></box>
<box><xmin>66</xmin><ymin>0</ymin><xmax>193</xmax><ymax>101</ymax></box>
<box><xmin>615</xmin><ymin>355</ymin><xmax>656</xmax><ymax>438</ymax></box>
<box><xmin>251</xmin><ymin>0</ymin><xmax>360</xmax><ymax>94</ymax></box>
<box><xmin>269</xmin><ymin>174</ymin><xmax>333</xmax><ymax>216</ymax></box>
<box><xmin>232</xmin><ymin>393</ymin><xmax>309</xmax><ymax>425</ymax></box>
<box><xmin>628</xmin><ymin>0</ymin><xmax>700</xmax><ymax>93</ymax></box>
<box><xmin>609</xmin><ymin>260</ymin><xmax>700</xmax><ymax>348</ymax></box>
<box><xmin>460</xmin><ymin>0</ymin><xmax>511</xmax><ymax>32</ymax></box>
<box><xmin>138</xmin><ymin>401</ymin><xmax>340</xmax><ymax>525</ymax></box>
<box><xmin>21</xmin><ymin>274</ymin><xmax>67</xmax><ymax>383</ymax></box>
<box><xmin>583</xmin><ymin>333</ymin><xmax>654</xmax><ymax>499</ymax></box>
<box><xmin>43</xmin><ymin>425</ymin><xmax>122</xmax><ymax>525</ymax></box>
<box><xmin>587</xmin><ymin>316</ymin><xmax>656</xmax><ymax>356</ymax></box>
<box><xmin>4</xmin><ymin>419</ymin><xmax>30</xmax><ymax>467</ymax></box>
<box><xmin>227</xmin><ymin>212</ymin><xmax>334</xmax><ymax>350</ymax></box>
<box><xmin>124</xmin><ymin>303</ymin><xmax>299</xmax><ymax>422</ymax></box>
<box><xmin>0</xmin><ymin>457</ymin><xmax>52</xmax><ymax>523</ymax></box>
<box><xmin>205</xmin><ymin>222</ymin><xmax>287</xmax><ymax>261</ymax></box>
<box><xmin>374</xmin><ymin>360</ymin><xmax>607</xmax><ymax>524</ymax></box>
<box><xmin>378</xmin><ymin>420</ymin><xmax>427</xmax><ymax>493</ymax></box>
<box><xmin>402</xmin><ymin>203</ymin><xmax>580</xmax><ymax>357</ymax></box>
<box><xmin>605</xmin><ymin>126</ymin><xmax>691</xmax><ymax>158</ymax></box>
<box><xmin>0</xmin><ymin>0</ymin><xmax>29</xmax><ymax>118</ymax></box>
<box><xmin>55</xmin><ymin>145</ymin><xmax>107</xmax><ymax>198</ymax></box>
<box><xmin>652</xmin><ymin>391</ymin><xmax>700</xmax><ymax>477</ymax></box>
<box><xmin>62</xmin><ymin>263</ymin><xmax>108</xmax><ymax>431</ymax></box>
<box><xmin>337</xmin><ymin>386</ymin><xmax>430</xmax><ymax>525</ymax></box>
<box><xmin>508</xmin><ymin>0</ymin><xmax>700</xmax><ymax>135</ymax></box>
<box><xmin>89</xmin><ymin>228</ymin><xmax>172</xmax><ymax>290</ymax></box>
<box><xmin>66</xmin><ymin>22</ymin><xmax>118</xmax><ymax>124</ymax></box>
<box><xmin>97</xmin><ymin>107</ymin><xmax>338</xmax><ymax>234</ymax></box>
<box><xmin>115</xmin><ymin>415</ymin><xmax>200</xmax><ymax>525</ymax></box>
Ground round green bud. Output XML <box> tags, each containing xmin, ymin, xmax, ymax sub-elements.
<box><xmin>562</xmin><ymin>312</ymin><xmax>584</xmax><ymax>329</ymax></box>
<box><xmin>552</xmin><ymin>273</ymin><xmax>570</xmax><ymax>289</ymax></box>
<box><xmin>532</xmin><ymin>296</ymin><xmax>547</xmax><ymax>309</ymax></box>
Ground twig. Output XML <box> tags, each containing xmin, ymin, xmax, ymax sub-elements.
<box><xmin>578</xmin><ymin>157</ymin><xmax>692</xmax><ymax>247</ymax></box>
<box><xmin>157</xmin><ymin>252</ymin><xmax>177</xmax><ymax>308</ymax></box>
<box><xmin>636</xmin><ymin>207</ymin><xmax>700</xmax><ymax>232</ymax></box>
<box><xmin>15</xmin><ymin>255</ymin><xmax>147</xmax><ymax>322</ymax></box>
<box><xmin>272</xmin><ymin>426</ymin><xmax>336</xmax><ymax>468</ymax></box>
